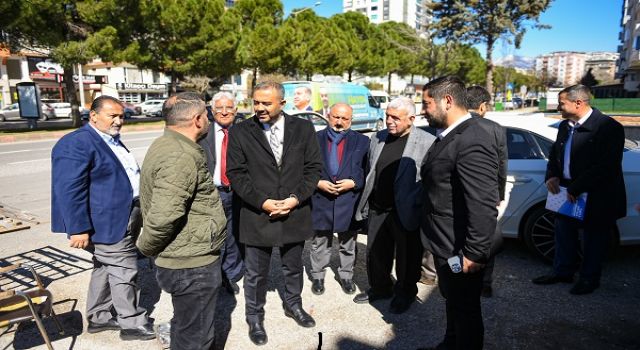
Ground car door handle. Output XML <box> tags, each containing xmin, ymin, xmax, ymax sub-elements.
<box><xmin>510</xmin><ymin>175</ymin><xmax>532</xmax><ymax>184</ymax></box>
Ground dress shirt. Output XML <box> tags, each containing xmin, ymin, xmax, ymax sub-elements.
<box><xmin>262</xmin><ymin>114</ymin><xmax>285</xmax><ymax>161</ymax></box>
<box><xmin>89</xmin><ymin>123</ymin><xmax>140</xmax><ymax>197</ymax></box>
<box><xmin>436</xmin><ymin>113</ymin><xmax>472</xmax><ymax>140</ymax></box>
<box><xmin>563</xmin><ymin>108</ymin><xmax>593</xmax><ymax>179</ymax></box>
<box><xmin>212</xmin><ymin>122</ymin><xmax>226</xmax><ymax>186</ymax></box>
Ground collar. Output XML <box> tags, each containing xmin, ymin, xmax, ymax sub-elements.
<box><xmin>437</xmin><ymin>113</ymin><xmax>472</xmax><ymax>139</ymax></box>
<box><xmin>571</xmin><ymin>108</ymin><xmax>592</xmax><ymax>127</ymax></box>
<box><xmin>89</xmin><ymin>122</ymin><xmax>120</xmax><ymax>145</ymax></box>
<box><xmin>214</xmin><ymin>122</ymin><xmax>229</xmax><ymax>132</ymax></box>
<box><xmin>262</xmin><ymin>114</ymin><xmax>285</xmax><ymax>131</ymax></box>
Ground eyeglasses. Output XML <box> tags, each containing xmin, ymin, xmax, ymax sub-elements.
<box><xmin>214</xmin><ymin>106</ymin><xmax>236</xmax><ymax>113</ymax></box>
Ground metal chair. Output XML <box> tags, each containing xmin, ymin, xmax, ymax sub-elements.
<box><xmin>0</xmin><ymin>264</ymin><xmax>64</xmax><ymax>350</ymax></box>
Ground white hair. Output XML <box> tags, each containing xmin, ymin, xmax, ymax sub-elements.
<box><xmin>387</xmin><ymin>96</ymin><xmax>415</xmax><ymax>116</ymax></box>
<box><xmin>211</xmin><ymin>91</ymin><xmax>236</xmax><ymax>107</ymax></box>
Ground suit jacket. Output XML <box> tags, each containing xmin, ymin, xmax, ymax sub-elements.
<box><xmin>311</xmin><ymin>128</ymin><xmax>370</xmax><ymax>232</ymax></box>
<box><xmin>472</xmin><ymin>113</ymin><xmax>507</xmax><ymax>201</ymax></box>
<box><xmin>356</xmin><ymin>125</ymin><xmax>435</xmax><ymax>234</ymax></box>
<box><xmin>51</xmin><ymin>124</ymin><xmax>134</xmax><ymax>244</ymax></box>
<box><xmin>421</xmin><ymin>117</ymin><xmax>499</xmax><ymax>263</ymax></box>
<box><xmin>545</xmin><ymin>108</ymin><xmax>626</xmax><ymax>225</ymax></box>
<box><xmin>198</xmin><ymin>122</ymin><xmax>223</xmax><ymax>181</ymax></box>
<box><xmin>227</xmin><ymin>113</ymin><xmax>323</xmax><ymax>246</ymax></box>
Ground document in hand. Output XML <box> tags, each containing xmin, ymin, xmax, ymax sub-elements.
<box><xmin>545</xmin><ymin>186</ymin><xmax>588</xmax><ymax>221</ymax></box>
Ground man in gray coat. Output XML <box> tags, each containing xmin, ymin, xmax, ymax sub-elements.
<box><xmin>354</xmin><ymin>97</ymin><xmax>436</xmax><ymax>314</ymax></box>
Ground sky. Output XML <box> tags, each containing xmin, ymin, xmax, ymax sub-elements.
<box><xmin>281</xmin><ymin>0</ymin><xmax>622</xmax><ymax>59</ymax></box>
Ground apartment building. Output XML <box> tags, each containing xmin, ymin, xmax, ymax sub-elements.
<box><xmin>616</xmin><ymin>0</ymin><xmax>640</xmax><ymax>93</ymax></box>
<box><xmin>535</xmin><ymin>51</ymin><xmax>588</xmax><ymax>87</ymax></box>
<box><xmin>343</xmin><ymin>0</ymin><xmax>431</xmax><ymax>35</ymax></box>
<box><xmin>584</xmin><ymin>52</ymin><xmax>619</xmax><ymax>84</ymax></box>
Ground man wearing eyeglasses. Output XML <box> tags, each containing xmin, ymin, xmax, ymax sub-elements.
<box><xmin>199</xmin><ymin>92</ymin><xmax>245</xmax><ymax>295</ymax></box>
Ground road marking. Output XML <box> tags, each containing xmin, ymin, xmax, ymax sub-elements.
<box><xmin>0</xmin><ymin>147</ymin><xmax>52</xmax><ymax>155</ymax></box>
<box><xmin>8</xmin><ymin>158</ymin><xmax>50</xmax><ymax>165</ymax></box>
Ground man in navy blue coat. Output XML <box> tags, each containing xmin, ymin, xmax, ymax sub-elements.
<box><xmin>310</xmin><ymin>103</ymin><xmax>369</xmax><ymax>295</ymax></box>
<box><xmin>51</xmin><ymin>96</ymin><xmax>153</xmax><ymax>341</ymax></box>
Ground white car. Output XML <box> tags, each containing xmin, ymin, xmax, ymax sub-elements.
<box><xmin>486</xmin><ymin>113</ymin><xmax>640</xmax><ymax>261</ymax></box>
<box><xmin>136</xmin><ymin>99</ymin><xmax>165</xmax><ymax>117</ymax></box>
<box><xmin>0</xmin><ymin>103</ymin><xmax>55</xmax><ymax>121</ymax></box>
<box><xmin>289</xmin><ymin>111</ymin><xmax>328</xmax><ymax>132</ymax></box>
<box><xmin>49</xmin><ymin>102</ymin><xmax>72</xmax><ymax>118</ymax></box>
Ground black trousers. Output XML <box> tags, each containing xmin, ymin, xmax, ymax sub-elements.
<box><xmin>156</xmin><ymin>260</ymin><xmax>221</xmax><ymax>350</ymax></box>
<box><xmin>244</xmin><ymin>242</ymin><xmax>305</xmax><ymax>323</ymax></box>
<box><xmin>435</xmin><ymin>256</ymin><xmax>485</xmax><ymax>350</ymax></box>
<box><xmin>367</xmin><ymin>208</ymin><xmax>423</xmax><ymax>298</ymax></box>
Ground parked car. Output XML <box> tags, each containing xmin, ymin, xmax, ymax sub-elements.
<box><xmin>79</xmin><ymin>104</ymin><xmax>135</xmax><ymax>120</ymax></box>
<box><xmin>289</xmin><ymin>111</ymin><xmax>329</xmax><ymax>132</ymax></box>
<box><xmin>49</xmin><ymin>102</ymin><xmax>72</xmax><ymax>118</ymax></box>
<box><xmin>511</xmin><ymin>96</ymin><xmax>524</xmax><ymax>109</ymax></box>
<box><xmin>136</xmin><ymin>99</ymin><xmax>165</xmax><ymax>117</ymax></box>
<box><xmin>0</xmin><ymin>103</ymin><xmax>54</xmax><ymax>121</ymax></box>
<box><xmin>420</xmin><ymin>114</ymin><xmax>640</xmax><ymax>261</ymax></box>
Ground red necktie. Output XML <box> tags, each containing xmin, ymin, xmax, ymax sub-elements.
<box><xmin>221</xmin><ymin>128</ymin><xmax>230</xmax><ymax>186</ymax></box>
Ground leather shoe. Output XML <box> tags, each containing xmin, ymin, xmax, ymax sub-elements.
<box><xmin>532</xmin><ymin>274</ymin><xmax>573</xmax><ymax>285</ymax></box>
<box><xmin>353</xmin><ymin>289</ymin><xmax>393</xmax><ymax>304</ymax></box>
<box><xmin>284</xmin><ymin>305</ymin><xmax>316</xmax><ymax>328</ymax></box>
<box><xmin>248</xmin><ymin>321</ymin><xmax>268</xmax><ymax>345</ymax></box>
<box><xmin>311</xmin><ymin>279</ymin><xmax>325</xmax><ymax>295</ymax></box>
<box><xmin>569</xmin><ymin>279</ymin><xmax>600</xmax><ymax>295</ymax></box>
<box><xmin>389</xmin><ymin>295</ymin><xmax>414</xmax><ymax>314</ymax></box>
<box><xmin>340</xmin><ymin>279</ymin><xmax>356</xmax><ymax>294</ymax></box>
<box><xmin>223</xmin><ymin>278</ymin><xmax>240</xmax><ymax>295</ymax></box>
<box><xmin>120</xmin><ymin>323</ymin><xmax>155</xmax><ymax>341</ymax></box>
<box><xmin>87</xmin><ymin>318</ymin><xmax>120</xmax><ymax>333</ymax></box>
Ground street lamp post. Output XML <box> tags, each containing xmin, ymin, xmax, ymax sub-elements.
<box><xmin>290</xmin><ymin>1</ymin><xmax>322</xmax><ymax>17</ymax></box>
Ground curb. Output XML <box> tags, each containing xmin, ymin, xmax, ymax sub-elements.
<box><xmin>0</xmin><ymin>122</ymin><xmax>166</xmax><ymax>143</ymax></box>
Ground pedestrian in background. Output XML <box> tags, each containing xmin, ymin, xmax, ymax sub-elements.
<box><xmin>138</xmin><ymin>92</ymin><xmax>227</xmax><ymax>350</ymax></box>
<box><xmin>309</xmin><ymin>103</ymin><xmax>369</xmax><ymax>296</ymax></box>
<box><xmin>51</xmin><ymin>95</ymin><xmax>154</xmax><ymax>341</ymax></box>
<box><xmin>227</xmin><ymin>82</ymin><xmax>323</xmax><ymax>346</ymax></box>
<box><xmin>354</xmin><ymin>97</ymin><xmax>436</xmax><ymax>314</ymax></box>
<box><xmin>199</xmin><ymin>91</ymin><xmax>245</xmax><ymax>295</ymax></box>
<box><xmin>420</xmin><ymin>76</ymin><xmax>500</xmax><ymax>350</ymax></box>
<box><xmin>532</xmin><ymin>84</ymin><xmax>626</xmax><ymax>295</ymax></box>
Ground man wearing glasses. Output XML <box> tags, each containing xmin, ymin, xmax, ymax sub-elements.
<box><xmin>199</xmin><ymin>92</ymin><xmax>245</xmax><ymax>295</ymax></box>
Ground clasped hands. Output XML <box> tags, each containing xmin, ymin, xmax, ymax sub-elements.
<box><xmin>262</xmin><ymin>197</ymin><xmax>299</xmax><ymax>219</ymax></box>
<box><xmin>546</xmin><ymin>177</ymin><xmax>577</xmax><ymax>203</ymax></box>
<box><xmin>317</xmin><ymin>179</ymin><xmax>355</xmax><ymax>196</ymax></box>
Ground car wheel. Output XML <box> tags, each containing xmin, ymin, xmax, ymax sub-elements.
<box><xmin>0</xmin><ymin>114</ymin><xmax>5</xmax><ymax>122</ymax></box>
<box><xmin>125</xmin><ymin>112</ymin><xmax>132</xmax><ymax>119</ymax></box>
<box><xmin>522</xmin><ymin>205</ymin><xmax>619</xmax><ymax>263</ymax></box>
<box><xmin>40</xmin><ymin>113</ymin><xmax>49</xmax><ymax>121</ymax></box>
<box><xmin>375</xmin><ymin>119</ymin><xmax>384</xmax><ymax>131</ymax></box>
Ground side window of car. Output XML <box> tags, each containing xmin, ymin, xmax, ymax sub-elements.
<box><xmin>506</xmin><ymin>128</ymin><xmax>544</xmax><ymax>160</ymax></box>
<box><xmin>532</xmin><ymin>134</ymin><xmax>553</xmax><ymax>159</ymax></box>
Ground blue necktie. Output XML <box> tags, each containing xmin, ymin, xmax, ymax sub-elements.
<box><xmin>563</xmin><ymin>123</ymin><xmax>579</xmax><ymax>179</ymax></box>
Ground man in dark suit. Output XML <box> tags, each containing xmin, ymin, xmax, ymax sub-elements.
<box><xmin>532</xmin><ymin>84</ymin><xmax>626</xmax><ymax>295</ymax></box>
<box><xmin>353</xmin><ymin>97</ymin><xmax>436</xmax><ymax>314</ymax></box>
<box><xmin>310</xmin><ymin>103</ymin><xmax>369</xmax><ymax>296</ymax></box>
<box><xmin>420</xmin><ymin>76</ymin><xmax>500</xmax><ymax>350</ymax></box>
<box><xmin>51</xmin><ymin>96</ymin><xmax>154</xmax><ymax>341</ymax></box>
<box><xmin>466</xmin><ymin>85</ymin><xmax>508</xmax><ymax>298</ymax></box>
<box><xmin>227</xmin><ymin>82</ymin><xmax>323</xmax><ymax>346</ymax></box>
<box><xmin>198</xmin><ymin>91</ymin><xmax>245</xmax><ymax>295</ymax></box>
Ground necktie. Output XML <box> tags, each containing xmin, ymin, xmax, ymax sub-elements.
<box><xmin>563</xmin><ymin>122</ymin><xmax>579</xmax><ymax>179</ymax></box>
<box><xmin>220</xmin><ymin>128</ymin><xmax>229</xmax><ymax>186</ymax></box>
<box><xmin>269</xmin><ymin>126</ymin><xmax>281</xmax><ymax>165</ymax></box>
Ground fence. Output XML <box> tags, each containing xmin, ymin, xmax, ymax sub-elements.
<box><xmin>539</xmin><ymin>98</ymin><xmax>640</xmax><ymax>113</ymax></box>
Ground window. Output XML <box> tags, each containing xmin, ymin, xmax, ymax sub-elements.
<box><xmin>371</xmin><ymin>14</ymin><xmax>378</xmax><ymax>20</ymax></box>
<box><xmin>506</xmin><ymin>129</ymin><xmax>544</xmax><ymax>160</ymax></box>
<box><xmin>371</xmin><ymin>6</ymin><xmax>378</xmax><ymax>11</ymax></box>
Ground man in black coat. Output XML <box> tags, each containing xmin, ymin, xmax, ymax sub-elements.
<box><xmin>420</xmin><ymin>76</ymin><xmax>500</xmax><ymax>350</ymax></box>
<box><xmin>466</xmin><ymin>85</ymin><xmax>508</xmax><ymax>298</ymax></box>
<box><xmin>310</xmin><ymin>103</ymin><xmax>369</xmax><ymax>296</ymax></box>
<box><xmin>532</xmin><ymin>84</ymin><xmax>626</xmax><ymax>295</ymax></box>
<box><xmin>227</xmin><ymin>82</ymin><xmax>323</xmax><ymax>346</ymax></box>
<box><xmin>198</xmin><ymin>91</ymin><xmax>245</xmax><ymax>295</ymax></box>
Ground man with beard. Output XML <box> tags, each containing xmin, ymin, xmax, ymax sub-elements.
<box><xmin>532</xmin><ymin>84</ymin><xmax>626</xmax><ymax>295</ymax></box>
<box><xmin>51</xmin><ymin>95</ymin><xmax>154</xmax><ymax>341</ymax></box>
<box><xmin>138</xmin><ymin>92</ymin><xmax>227</xmax><ymax>349</ymax></box>
<box><xmin>227</xmin><ymin>82</ymin><xmax>323</xmax><ymax>346</ymax></box>
<box><xmin>354</xmin><ymin>97</ymin><xmax>436</xmax><ymax>314</ymax></box>
<box><xmin>419</xmin><ymin>76</ymin><xmax>499</xmax><ymax>350</ymax></box>
<box><xmin>309</xmin><ymin>103</ymin><xmax>369</xmax><ymax>296</ymax></box>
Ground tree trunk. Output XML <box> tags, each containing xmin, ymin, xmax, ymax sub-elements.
<box><xmin>306</xmin><ymin>72</ymin><xmax>311</xmax><ymax>81</ymax></box>
<box><xmin>170</xmin><ymin>71</ymin><xmax>178</xmax><ymax>96</ymax></box>
<box><xmin>410</xmin><ymin>74</ymin><xmax>414</xmax><ymax>84</ymax></box>
<box><xmin>348</xmin><ymin>70</ymin><xmax>352</xmax><ymax>82</ymax></box>
<box><xmin>485</xmin><ymin>37</ymin><xmax>495</xmax><ymax>96</ymax></box>
<box><xmin>387</xmin><ymin>72</ymin><xmax>392</xmax><ymax>95</ymax></box>
<box><xmin>251</xmin><ymin>67</ymin><xmax>258</xmax><ymax>97</ymax></box>
<box><xmin>64</xmin><ymin>65</ymin><xmax>81</xmax><ymax>128</ymax></box>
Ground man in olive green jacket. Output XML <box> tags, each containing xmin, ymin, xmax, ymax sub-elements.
<box><xmin>138</xmin><ymin>92</ymin><xmax>226</xmax><ymax>350</ymax></box>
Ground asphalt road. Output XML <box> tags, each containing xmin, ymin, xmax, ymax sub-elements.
<box><xmin>0</xmin><ymin>122</ymin><xmax>639</xmax><ymax>349</ymax></box>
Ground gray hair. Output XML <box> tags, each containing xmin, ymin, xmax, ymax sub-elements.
<box><xmin>387</xmin><ymin>96</ymin><xmax>416</xmax><ymax>116</ymax></box>
<box><xmin>254</xmin><ymin>81</ymin><xmax>285</xmax><ymax>100</ymax></box>
<box><xmin>211</xmin><ymin>91</ymin><xmax>236</xmax><ymax>108</ymax></box>
<box><xmin>559</xmin><ymin>84</ymin><xmax>591</xmax><ymax>105</ymax></box>
<box><xmin>329</xmin><ymin>102</ymin><xmax>353</xmax><ymax>115</ymax></box>
<box><xmin>163</xmin><ymin>92</ymin><xmax>206</xmax><ymax>126</ymax></box>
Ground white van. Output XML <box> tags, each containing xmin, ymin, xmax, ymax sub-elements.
<box><xmin>370</xmin><ymin>90</ymin><xmax>390</xmax><ymax>110</ymax></box>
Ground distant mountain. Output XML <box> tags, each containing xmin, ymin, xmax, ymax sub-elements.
<box><xmin>494</xmin><ymin>55</ymin><xmax>535</xmax><ymax>70</ymax></box>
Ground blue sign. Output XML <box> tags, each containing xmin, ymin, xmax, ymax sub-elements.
<box><xmin>506</xmin><ymin>82</ymin><xmax>514</xmax><ymax>90</ymax></box>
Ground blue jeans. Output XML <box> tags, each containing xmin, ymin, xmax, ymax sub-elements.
<box><xmin>553</xmin><ymin>215</ymin><xmax>611</xmax><ymax>282</ymax></box>
<box><xmin>156</xmin><ymin>260</ymin><xmax>221</xmax><ymax>350</ymax></box>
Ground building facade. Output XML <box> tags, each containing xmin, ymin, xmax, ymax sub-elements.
<box><xmin>584</xmin><ymin>52</ymin><xmax>619</xmax><ymax>84</ymax></box>
<box><xmin>343</xmin><ymin>0</ymin><xmax>431</xmax><ymax>36</ymax></box>
<box><xmin>535</xmin><ymin>51</ymin><xmax>588</xmax><ymax>87</ymax></box>
<box><xmin>616</xmin><ymin>0</ymin><xmax>640</xmax><ymax>94</ymax></box>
